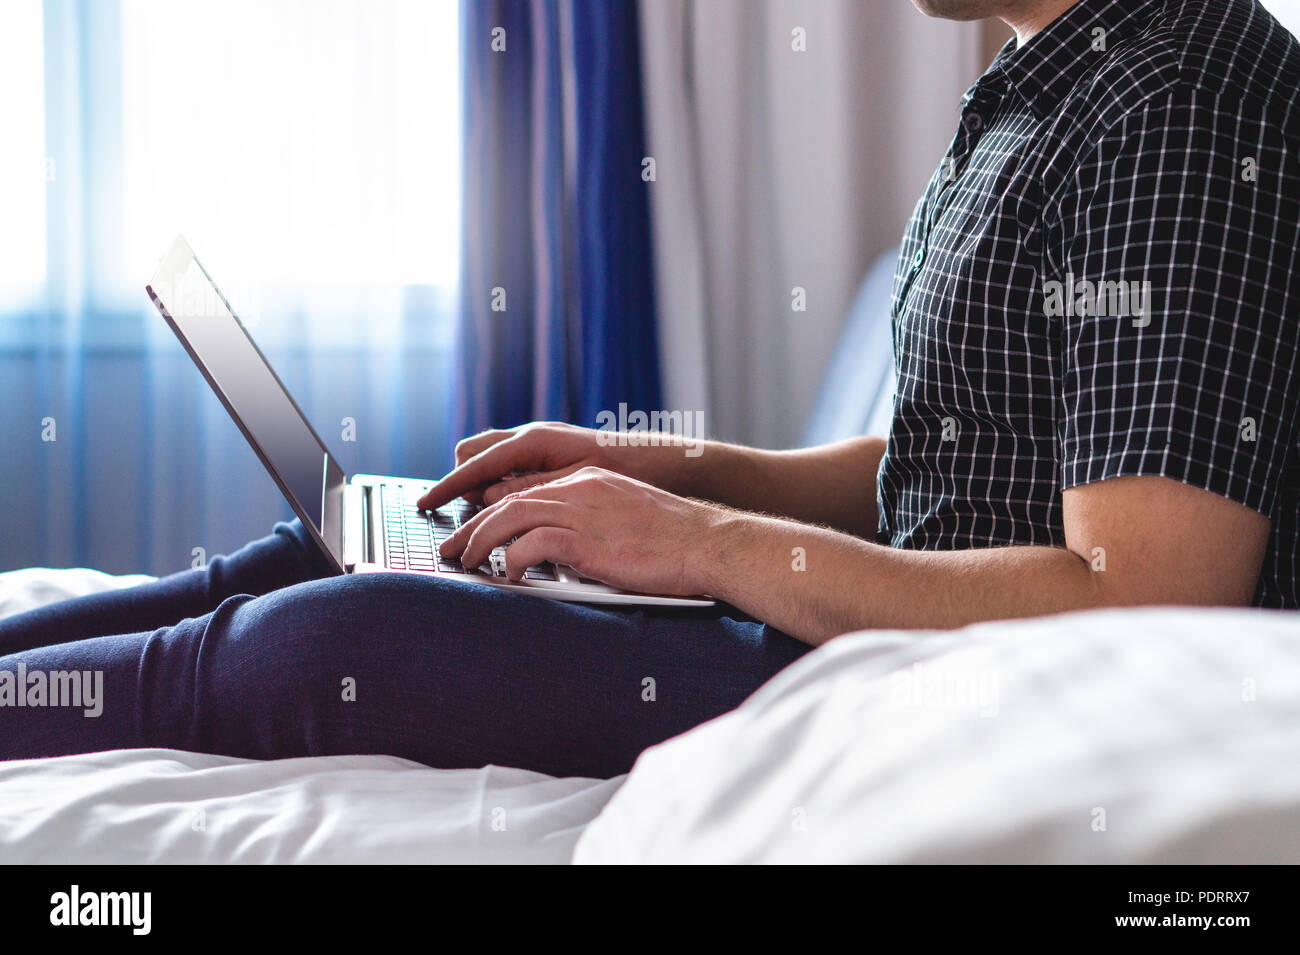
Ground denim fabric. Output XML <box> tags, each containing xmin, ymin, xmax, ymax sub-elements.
<box><xmin>0</xmin><ymin>521</ymin><xmax>806</xmax><ymax>778</ymax></box>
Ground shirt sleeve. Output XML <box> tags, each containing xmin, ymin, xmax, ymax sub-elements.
<box><xmin>1052</xmin><ymin>86</ymin><xmax>1300</xmax><ymax>515</ymax></box>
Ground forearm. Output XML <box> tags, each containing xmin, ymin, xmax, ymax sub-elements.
<box><xmin>667</xmin><ymin>436</ymin><xmax>886</xmax><ymax>539</ymax></box>
<box><xmin>693</xmin><ymin>511</ymin><xmax>1106</xmax><ymax>645</ymax></box>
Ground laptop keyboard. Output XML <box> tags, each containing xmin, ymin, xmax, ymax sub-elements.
<box><xmin>380</xmin><ymin>484</ymin><xmax>557</xmax><ymax>581</ymax></box>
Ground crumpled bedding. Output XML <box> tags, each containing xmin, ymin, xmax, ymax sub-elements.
<box><xmin>576</xmin><ymin>606</ymin><xmax>1300</xmax><ymax>863</ymax></box>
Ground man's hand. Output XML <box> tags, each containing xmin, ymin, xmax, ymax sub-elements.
<box><xmin>417</xmin><ymin>422</ymin><xmax>691</xmax><ymax>511</ymax></box>
<box><xmin>420</xmin><ymin>424</ymin><xmax>887</xmax><ymax>539</ymax></box>
<box><xmin>437</xmin><ymin>466</ymin><xmax>718</xmax><ymax>596</ymax></box>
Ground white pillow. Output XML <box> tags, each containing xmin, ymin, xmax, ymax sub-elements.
<box><xmin>0</xmin><ymin>567</ymin><xmax>157</xmax><ymax>620</ymax></box>
<box><xmin>574</xmin><ymin>606</ymin><xmax>1300</xmax><ymax>863</ymax></box>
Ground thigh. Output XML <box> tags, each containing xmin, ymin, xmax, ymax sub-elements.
<box><xmin>1</xmin><ymin>572</ymin><xmax>808</xmax><ymax>778</ymax></box>
<box><xmin>199</xmin><ymin>573</ymin><xmax>808</xmax><ymax>777</ymax></box>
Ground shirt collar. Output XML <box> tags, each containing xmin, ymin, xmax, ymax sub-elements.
<box><xmin>985</xmin><ymin>0</ymin><xmax>1166</xmax><ymax>120</ymax></box>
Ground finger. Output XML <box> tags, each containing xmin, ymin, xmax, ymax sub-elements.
<box><xmin>454</xmin><ymin>428</ymin><xmax>515</xmax><ymax>466</ymax></box>
<box><xmin>502</xmin><ymin>527</ymin><xmax>584</xmax><ymax>581</ymax></box>
<box><xmin>417</xmin><ymin>432</ymin><xmax>541</xmax><ymax>511</ymax></box>
<box><xmin>454</xmin><ymin>475</ymin><xmax>524</xmax><ymax>508</ymax></box>
<box><xmin>451</xmin><ymin>499</ymin><xmax>575</xmax><ymax>570</ymax></box>
<box><xmin>480</xmin><ymin>465</ymin><xmax>583</xmax><ymax>506</ymax></box>
<box><xmin>441</xmin><ymin>471</ymin><xmax>588</xmax><ymax>558</ymax></box>
<box><xmin>439</xmin><ymin>484</ymin><xmax>559</xmax><ymax>555</ymax></box>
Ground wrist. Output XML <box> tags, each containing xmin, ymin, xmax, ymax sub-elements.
<box><xmin>688</xmin><ymin>504</ymin><xmax>752</xmax><ymax>599</ymax></box>
<box><xmin>675</xmin><ymin>439</ymin><xmax>755</xmax><ymax>500</ymax></box>
<box><xmin>671</xmin><ymin>439</ymin><xmax>710</xmax><ymax>497</ymax></box>
<box><xmin>607</xmin><ymin>433</ymin><xmax>715</xmax><ymax>495</ymax></box>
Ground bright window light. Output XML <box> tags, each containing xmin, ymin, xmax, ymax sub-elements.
<box><xmin>121</xmin><ymin>0</ymin><xmax>460</xmax><ymax>290</ymax></box>
<box><xmin>1262</xmin><ymin>0</ymin><xmax>1300</xmax><ymax>37</ymax></box>
<box><xmin>0</xmin><ymin>0</ymin><xmax>47</xmax><ymax>288</ymax></box>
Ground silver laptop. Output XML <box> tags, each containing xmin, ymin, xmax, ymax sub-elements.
<box><xmin>146</xmin><ymin>237</ymin><xmax>714</xmax><ymax>608</ymax></box>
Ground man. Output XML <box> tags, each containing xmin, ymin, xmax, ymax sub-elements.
<box><xmin>428</xmin><ymin>0</ymin><xmax>1299</xmax><ymax>643</ymax></box>
<box><xmin>3</xmin><ymin>0</ymin><xmax>1296</xmax><ymax>778</ymax></box>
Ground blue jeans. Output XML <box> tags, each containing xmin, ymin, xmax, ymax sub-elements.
<box><xmin>0</xmin><ymin>521</ymin><xmax>806</xmax><ymax>777</ymax></box>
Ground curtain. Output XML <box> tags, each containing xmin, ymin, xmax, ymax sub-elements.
<box><xmin>456</xmin><ymin>0</ymin><xmax>661</xmax><ymax>437</ymax></box>
<box><xmin>637</xmin><ymin>0</ymin><xmax>983</xmax><ymax>450</ymax></box>
<box><xmin>0</xmin><ymin>0</ymin><xmax>460</xmax><ymax>575</ymax></box>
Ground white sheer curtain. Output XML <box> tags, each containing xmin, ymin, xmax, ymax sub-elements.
<box><xmin>0</xmin><ymin>0</ymin><xmax>460</xmax><ymax>574</ymax></box>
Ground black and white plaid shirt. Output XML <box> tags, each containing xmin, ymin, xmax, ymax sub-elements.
<box><xmin>877</xmin><ymin>0</ymin><xmax>1300</xmax><ymax>607</ymax></box>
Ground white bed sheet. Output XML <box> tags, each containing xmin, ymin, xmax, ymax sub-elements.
<box><xmin>0</xmin><ymin>566</ymin><xmax>157</xmax><ymax>617</ymax></box>
<box><xmin>576</xmin><ymin>606</ymin><xmax>1300</xmax><ymax>864</ymax></box>
<box><xmin>0</xmin><ymin>567</ymin><xmax>621</xmax><ymax>864</ymax></box>
<box><xmin>0</xmin><ymin>749</ymin><xmax>620</xmax><ymax>864</ymax></box>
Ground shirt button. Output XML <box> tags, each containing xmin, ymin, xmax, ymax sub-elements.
<box><xmin>963</xmin><ymin>112</ymin><xmax>983</xmax><ymax>132</ymax></box>
<box><xmin>912</xmin><ymin>248</ymin><xmax>925</xmax><ymax>269</ymax></box>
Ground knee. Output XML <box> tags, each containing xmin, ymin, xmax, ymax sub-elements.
<box><xmin>221</xmin><ymin>572</ymin><xmax>461</xmax><ymax>669</ymax></box>
<box><xmin>213</xmin><ymin>572</ymin><xmax>522</xmax><ymax>710</ymax></box>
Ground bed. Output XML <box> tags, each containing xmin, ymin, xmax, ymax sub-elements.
<box><xmin>3</xmin><ymin>566</ymin><xmax>1298</xmax><ymax>864</ymax></box>
<box><xmin>5</xmin><ymin>249</ymin><xmax>1298</xmax><ymax>864</ymax></box>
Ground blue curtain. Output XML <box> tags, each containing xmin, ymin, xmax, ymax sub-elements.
<box><xmin>0</xmin><ymin>0</ymin><xmax>457</xmax><ymax>575</ymax></box>
<box><xmin>456</xmin><ymin>0</ymin><xmax>662</xmax><ymax>436</ymax></box>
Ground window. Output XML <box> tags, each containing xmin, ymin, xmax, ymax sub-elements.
<box><xmin>0</xmin><ymin>0</ymin><xmax>460</xmax><ymax>307</ymax></box>
<box><xmin>0</xmin><ymin>0</ymin><xmax>46</xmax><ymax>289</ymax></box>
<box><xmin>120</xmin><ymin>0</ymin><xmax>460</xmax><ymax>292</ymax></box>
<box><xmin>0</xmin><ymin>0</ymin><xmax>462</xmax><ymax>572</ymax></box>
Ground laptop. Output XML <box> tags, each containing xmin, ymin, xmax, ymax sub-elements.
<box><xmin>145</xmin><ymin>236</ymin><xmax>714</xmax><ymax>608</ymax></box>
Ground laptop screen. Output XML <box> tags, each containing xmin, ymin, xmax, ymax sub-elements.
<box><xmin>146</xmin><ymin>239</ymin><xmax>344</xmax><ymax>566</ymax></box>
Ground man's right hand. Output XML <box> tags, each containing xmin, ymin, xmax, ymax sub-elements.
<box><xmin>417</xmin><ymin>421</ymin><xmax>686</xmax><ymax>511</ymax></box>
<box><xmin>419</xmin><ymin>426</ymin><xmax>886</xmax><ymax>541</ymax></box>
